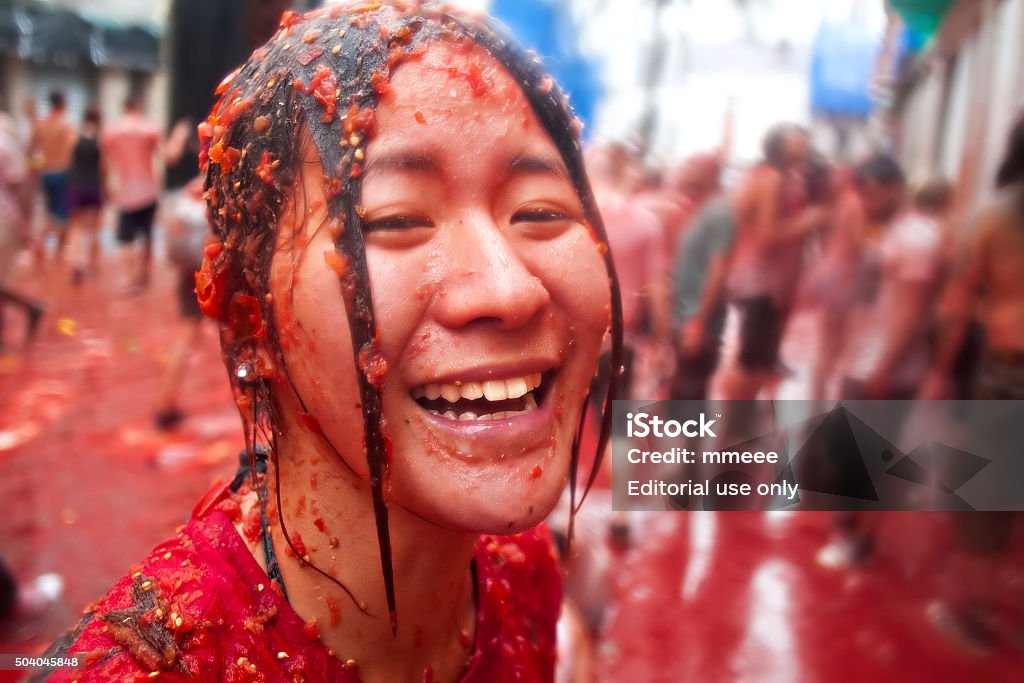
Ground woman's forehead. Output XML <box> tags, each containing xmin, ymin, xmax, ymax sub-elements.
<box><xmin>382</xmin><ymin>40</ymin><xmax>529</xmax><ymax>117</ymax></box>
<box><xmin>365</xmin><ymin>47</ymin><xmax>562</xmax><ymax>183</ymax></box>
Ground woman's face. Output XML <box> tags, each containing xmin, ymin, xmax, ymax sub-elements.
<box><xmin>269</xmin><ymin>40</ymin><xmax>610</xmax><ymax>534</ymax></box>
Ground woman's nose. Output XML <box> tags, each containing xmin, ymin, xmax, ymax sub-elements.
<box><xmin>432</xmin><ymin>214</ymin><xmax>550</xmax><ymax>330</ymax></box>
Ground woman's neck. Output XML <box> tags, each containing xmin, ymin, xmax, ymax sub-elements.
<box><xmin>265</xmin><ymin>429</ymin><xmax>479</xmax><ymax>682</ymax></box>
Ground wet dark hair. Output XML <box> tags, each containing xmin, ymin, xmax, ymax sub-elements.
<box><xmin>49</xmin><ymin>91</ymin><xmax>65</xmax><ymax>110</ymax></box>
<box><xmin>854</xmin><ymin>153</ymin><xmax>905</xmax><ymax>188</ymax></box>
<box><xmin>996</xmin><ymin>113</ymin><xmax>1024</xmax><ymax>189</ymax></box>
<box><xmin>199</xmin><ymin>2</ymin><xmax>622</xmax><ymax>634</ymax></box>
<box><xmin>762</xmin><ymin>122</ymin><xmax>806</xmax><ymax>168</ymax></box>
<box><xmin>914</xmin><ymin>177</ymin><xmax>952</xmax><ymax>214</ymax></box>
<box><xmin>83</xmin><ymin>104</ymin><xmax>101</xmax><ymax>127</ymax></box>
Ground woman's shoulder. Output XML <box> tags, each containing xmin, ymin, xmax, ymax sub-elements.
<box><xmin>39</xmin><ymin>499</ymin><xmax>351</xmax><ymax>682</ymax></box>
<box><xmin>38</xmin><ymin>508</ymin><xmax>261</xmax><ymax>681</ymax></box>
<box><xmin>37</xmin><ymin>514</ymin><xmax>222</xmax><ymax>681</ymax></box>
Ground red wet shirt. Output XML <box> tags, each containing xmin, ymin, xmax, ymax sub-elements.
<box><xmin>45</xmin><ymin>503</ymin><xmax>561</xmax><ymax>682</ymax></box>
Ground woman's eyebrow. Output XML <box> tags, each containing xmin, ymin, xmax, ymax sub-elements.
<box><xmin>362</xmin><ymin>152</ymin><xmax>439</xmax><ymax>181</ymax></box>
<box><xmin>505</xmin><ymin>154</ymin><xmax>571</xmax><ymax>184</ymax></box>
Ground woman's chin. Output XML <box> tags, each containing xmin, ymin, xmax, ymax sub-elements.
<box><xmin>396</xmin><ymin>464</ymin><xmax>567</xmax><ymax>537</ymax></box>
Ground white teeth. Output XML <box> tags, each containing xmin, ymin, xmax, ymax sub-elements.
<box><xmin>459</xmin><ymin>411</ymin><xmax>477</xmax><ymax>421</ymax></box>
<box><xmin>524</xmin><ymin>394</ymin><xmax>538</xmax><ymax>410</ymax></box>
<box><xmin>461</xmin><ymin>382</ymin><xmax>484</xmax><ymax>400</ymax></box>
<box><xmin>415</xmin><ymin>373</ymin><xmax>546</xmax><ymax>404</ymax></box>
<box><xmin>482</xmin><ymin>380</ymin><xmax>508</xmax><ymax>401</ymax></box>
<box><xmin>440</xmin><ymin>384</ymin><xmax>461</xmax><ymax>403</ymax></box>
<box><xmin>505</xmin><ymin>377</ymin><xmax>528</xmax><ymax>400</ymax></box>
<box><xmin>443</xmin><ymin>410</ymin><xmax>458</xmax><ymax>420</ymax></box>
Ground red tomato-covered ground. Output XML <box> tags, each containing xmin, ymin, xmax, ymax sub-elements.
<box><xmin>0</xmin><ymin>256</ymin><xmax>241</xmax><ymax>681</ymax></box>
<box><xmin>594</xmin><ymin>510</ymin><xmax>1024</xmax><ymax>682</ymax></box>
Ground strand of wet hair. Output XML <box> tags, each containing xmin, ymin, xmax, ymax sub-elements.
<box><xmin>248</xmin><ymin>392</ymin><xmax>288</xmax><ymax>600</ymax></box>
<box><xmin>286</xmin><ymin>13</ymin><xmax>407</xmax><ymax>636</ymax></box>
<box><xmin>227</xmin><ymin>255</ymin><xmax>373</xmax><ymax>616</ymax></box>
<box><xmin>257</xmin><ymin>191</ymin><xmax>375</xmax><ymax>610</ymax></box>
<box><xmin>202</xmin><ymin>15</ymin><xmax>390</xmax><ymax>628</ymax></box>
<box><xmin>333</xmin><ymin>187</ymin><xmax>397</xmax><ymax>635</ymax></box>
<box><xmin>257</xmin><ymin>314</ymin><xmax>374</xmax><ymax>617</ymax></box>
<box><xmin>235</xmin><ymin>371</ymin><xmax>294</xmax><ymax>596</ymax></box>
<box><xmin>264</xmin><ymin>407</ymin><xmax>369</xmax><ymax>615</ymax></box>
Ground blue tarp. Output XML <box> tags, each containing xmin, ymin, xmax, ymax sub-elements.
<box><xmin>490</xmin><ymin>0</ymin><xmax>601</xmax><ymax>137</ymax></box>
<box><xmin>809</xmin><ymin>22</ymin><xmax>881</xmax><ymax>119</ymax></box>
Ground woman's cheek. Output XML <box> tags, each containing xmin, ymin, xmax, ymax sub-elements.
<box><xmin>281</xmin><ymin>257</ymin><xmax>363</xmax><ymax>415</ymax></box>
<box><xmin>365</xmin><ymin>255</ymin><xmax>430</xmax><ymax>356</ymax></box>
<box><xmin>552</xmin><ymin>235</ymin><xmax>612</xmax><ymax>337</ymax></box>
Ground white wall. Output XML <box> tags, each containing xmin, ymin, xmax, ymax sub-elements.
<box><xmin>937</xmin><ymin>37</ymin><xmax>973</xmax><ymax>183</ymax></box>
<box><xmin>899</xmin><ymin>61</ymin><xmax>946</xmax><ymax>183</ymax></box>
<box><xmin>2</xmin><ymin>56</ymin><xmax>33</xmax><ymax>115</ymax></box>
<box><xmin>978</xmin><ymin>0</ymin><xmax>1024</xmax><ymax>202</ymax></box>
<box><xmin>28</xmin><ymin>66</ymin><xmax>94</xmax><ymax>123</ymax></box>
<box><xmin>898</xmin><ymin>0</ymin><xmax>1024</xmax><ymax>215</ymax></box>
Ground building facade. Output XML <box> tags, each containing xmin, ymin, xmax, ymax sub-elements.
<box><xmin>1</xmin><ymin>1</ymin><xmax>163</xmax><ymax>131</ymax></box>
<box><xmin>892</xmin><ymin>0</ymin><xmax>1024</xmax><ymax>216</ymax></box>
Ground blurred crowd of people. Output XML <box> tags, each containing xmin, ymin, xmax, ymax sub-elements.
<box><xmin>587</xmin><ymin>114</ymin><xmax>1024</xmax><ymax>408</ymax></box>
<box><xmin>0</xmin><ymin>91</ymin><xmax>206</xmax><ymax>427</ymax></box>
<box><xmin>1</xmin><ymin>89</ymin><xmax>185</xmax><ymax>625</ymax></box>
<box><xmin>570</xmin><ymin>113</ymin><xmax>1024</xmax><ymax>667</ymax></box>
<box><xmin>6</xmin><ymin>95</ymin><xmax>1022</xmax><ymax>421</ymax></box>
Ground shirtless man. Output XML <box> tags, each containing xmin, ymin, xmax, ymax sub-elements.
<box><xmin>923</xmin><ymin>115</ymin><xmax>1024</xmax><ymax>399</ymax></box>
<box><xmin>719</xmin><ymin>124</ymin><xmax>823</xmax><ymax>400</ymax></box>
<box><xmin>101</xmin><ymin>96</ymin><xmax>162</xmax><ymax>290</ymax></box>
<box><xmin>918</xmin><ymin>118</ymin><xmax>1024</xmax><ymax>654</ymax></box>
<box><xmin>29</xmin><ymin>92</ymin><xmax>76</xmax><ymax>262</ymax></box>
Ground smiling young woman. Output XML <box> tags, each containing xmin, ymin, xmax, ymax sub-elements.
<box><xmin>40</xmin><ymin>3</ymin><xmax>622</xmax><ymax>682</ymax></box>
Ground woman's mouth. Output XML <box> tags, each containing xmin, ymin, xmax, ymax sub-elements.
<box><xmin>410</xmin><ymin>372</ymin><xmax>550</xmax><ymax>421</ymax></box>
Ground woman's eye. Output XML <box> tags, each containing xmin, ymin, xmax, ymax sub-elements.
<box><xmin>510</xmin><ymin>207</ymin><xmax>582</xmax><ymax>239</ymax></box>
<box><xmin>362</xmin><ymin>214</ymin><xmax>434</xmax><ymax>232</ymax></box>
<box><xmin>511</xmin><ymin>208</ymin><xmax>576</xmax><ymax>224</ymax></box>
